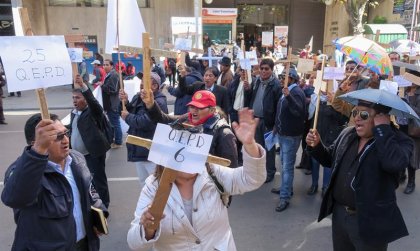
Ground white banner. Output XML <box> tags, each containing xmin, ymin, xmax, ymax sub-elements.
<box><xmin>105</xmin><ymin>0</ymin><xmax>146</xmax><ymax>54</ymax></box>
<box><xmin>67</xmin><ymin>48</ymin><xmax>84</xmax><ymax>63</ymax></box>
<box><xmin>0</xmin><ymin>36</ymin><xmax>72</xmax><ymax>92</ymax></box>
<box><xmin>262</xmin><ymin>31</ymin><xmax>274</xmax><ymax>47</ymax></box>
<box><xmin>171</xmin><ymin>17</ymin><xmax>202</xmax><ymax>35</ymax></box>
<box><xmin>148</xmin><ymin>123</ymin><xmax>213</xmax><ymax>174</ymax></box>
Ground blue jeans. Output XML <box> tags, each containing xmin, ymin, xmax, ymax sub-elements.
<box><xmin>311</xmin><ymin>157</ymin><xmax>332</xmax><ymax>189</ymax></box>
<box><xmin>277</xmin><ymin>135</ymin><xmax>301</xmax><ymax>201</ymax></box>
<box><xmin>107</xmin><ymin>110</ymin><xmax>122</xmax><ymax>145</ymax></box>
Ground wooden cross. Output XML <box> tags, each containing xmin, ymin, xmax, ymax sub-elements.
<box><xmin>163</xmin><ymin>42</ymin><xmax>204</xmax><ymax>67</ymax></box>
<box><xmin>119</xmin><ymin>33</ymin><xmax>178</xmax><ymax>91</ymax></box>
<box><xmin>18</xmin><ymin>8</ymin><xmax>49</xmax><ymax>119</ymax></box>
<box><xmin>196</xmin><ymin>47</ymin><xmax>224</xmax><ymax>67</ymax></box>
<box><xmin>282</xmin><ymin>46</ymin><xmax>293</xmax><ymax>88</ymax></box>
<box><xmin>64</xmin><ymin>34</ymin><xmax>84</xmax><ymax>86</ymax></box>
<box><xmin>312</xmin><ymin>57</ymin><xmax>326</xmax><ymax>134</ymax></box>
<box><xmin>125</xmin><ymin>134</ymin><xmax>231</xmax><ymax>230</ymax></box>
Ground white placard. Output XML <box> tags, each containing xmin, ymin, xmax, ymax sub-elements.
<box><xmin>297</xmin><ymin>58</ymin><xmax>314</xmax><ymax>73</ymax></box>
<box><xmin>171</xmin><ymin>17</ymin><xmax>202</xmax><ymax>35</ymax></box>
<box><xmin>394</xmin><ymin>75</ymin><xmax>412</xmax><ymax>87</ymax></box>
<box><xmin>262</xmin><ymin>31</ymin><xmax>273</xmax><ymax>47</ymax></box>
<box><xmin>314</xmin><ymin>70</ymin><xmax>327</xmax><ymax>94</ymax></box>
<box><xmin>245</xmin><ymin>51</ymin><xmax>258</xmax><ymax>66</ymax></box>
<box><xmin>380</xmin><ymin>80</ymin><xmax>398</xmax><ymax>95</ymax></box>
<box><xmin>323</xmin><ymin>67</ymin><xmax>345</xmax><ymax>80</ymax></box>
<box><xmin>240</xmin><ymin>58</ymin><xmax>252</xmax><ymax>70</ymax></box>
<box><xmin>174</xmin><ymin>38</ymin><xmax>193</xmax><ymax>51</ymax></box>
<box><xmin>148</xmin><ymin>123</ymin><xmax>213</xmax><ymax>174</ymax></box>
<box><xmin>67</xmin><ymin>48</ymin><xmax>83</xmax><ymax>63</ymax></box>
<box><xmin>0</xmin><ymin>36</ymin><xmax>72</xmax><ymax>92</ymax></box>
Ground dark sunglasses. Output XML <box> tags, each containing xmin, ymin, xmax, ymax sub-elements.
<box><xmin>352</xmin><ymin>109</ymin><xmax>370</xmax><ymax>120</ymax></box>
<box><xmin>260</xmin><ymin>66</ymin><xmax>271</xmax><ymax>71</ymax></box>
<box><xmin>56</xmin><ymin>130</ymin><xmax>70</xmax><ymax>141</ymax></box>
<box><xmin>345</xmin><ymin>67</ymin><xmax>356</xmax><ymax>71</ymax></box>
<box><xmin>169</xmin><ymin>119</ymin><xmax>203</xmax><ymax>134</ymax></box>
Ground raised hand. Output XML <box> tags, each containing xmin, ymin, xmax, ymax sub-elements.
<box><xmin>32</xmin><ymin>119</ymin><xmax>59</xmax><ymax>155</ymax></box>
<box><xmin>232</xmin><ymin>108</ymin><xmax>260</xmax><ymax>158</ymax></box>
<box><xmin>74</xmin><ymin>74</ymin><xmax>85</xmax><ymax>89</ymax></box>
<box><xmin>306</xmin><ymin>129</ymin><xmax>320</xmax><ymax>148</ymax></box>
<box><xmin>140</xmin><ymin>88</ymin><xmax>154</xmax><ymax>109</ymax></box>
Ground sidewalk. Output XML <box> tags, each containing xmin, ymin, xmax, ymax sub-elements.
<box><xmin>2</xmin><ymin>85</ymin><xmax>175</xmax><ymax>111</ymax></box>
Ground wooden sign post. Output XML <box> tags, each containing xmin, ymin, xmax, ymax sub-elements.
<box><xmin>120</xmin><ymin>33</ymin><xmax>178</xmax><ymax>90</ymax></box>
<box><xmin>126</xmin><ymin>134</ymin><xmax>230</xmax><ymax>230</ymax></box>
<box><xmin>283</xmin><ymin>46</ymin><xmax>293</xmax><ymax>88</ymax></box>
<box><xmin>164</xmin><ymin>42</ymin><xmax>204</xmax><ymax>67</ymax></box>
<box><xmin>64</xmin><ymin>34</ymin><xmax>84</xmax><ymax>86</ymax></box>
<box><xmin>19</xmin><ymin>8</ymin><xmax>49</xmax><ymax>119</ymax></box>
<box><xmin>312</xmin><ymin>58</ymin><xmax>326</xmax><ymax>133</ymax></box>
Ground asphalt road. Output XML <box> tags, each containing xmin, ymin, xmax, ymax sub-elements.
<box><xmin>1</xmin><ymin>109</ymin><xmax>419</xmax><ymax>251</ymax></box>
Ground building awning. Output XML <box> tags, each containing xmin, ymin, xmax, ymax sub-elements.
<box><xmin>364</xmin><ymin>24</ymin><xmax>408</xmax><ymax>35</ymax></box>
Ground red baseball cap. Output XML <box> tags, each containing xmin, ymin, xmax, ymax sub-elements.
<box><xmin>187</xmin><ymin>90</ymin><xmax>216</xmax><ymax>108</ymax></box>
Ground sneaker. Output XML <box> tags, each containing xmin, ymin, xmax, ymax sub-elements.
<box><xmin>111</xmin><ymin>143</ymin><xmax>122</xmax><ymax>149</ymax></box>
<box><xmin>0</xmin><ymin>121</ymin><xmax>7</xmax><ymax>125</ymax></box>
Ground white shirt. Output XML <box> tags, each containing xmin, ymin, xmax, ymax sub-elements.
<box><xmin>233</xmin><ymin>80</ymin><xmax>245</xmax><ymax>111</ymax></box>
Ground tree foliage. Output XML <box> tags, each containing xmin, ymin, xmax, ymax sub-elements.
<box><xmin>337</xmin><ymin>0</ymin><xmax>380</xmax><ymax>35</ymax></box>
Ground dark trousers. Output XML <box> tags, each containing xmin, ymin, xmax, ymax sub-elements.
<box><xmin>332</xmin><ymin>205</ymin><xmax>388</xmax><ymax>251</ymax></box>
<box><xmin>75</xmin><ymin>237</ymin><xmax>88</xmax><ymax>251</ymax></box>
<box><xmin>85</xmin><ymin>154</ymin><xmax>110</xmax><ymax>208</ymax></box>
<box><xmin>255</xmin><ymin>119</ymin><xmax>276</xmax><ymax>178</ymax></box>
<box><xmin>0</xmin><ymin>95</ymin><xmax>4</xmax><ymax>122</ymax></box>
<box><xmin>168</xmin><ymin>66</ymin><xmax>176</xmax><ymax>86</ymax></box>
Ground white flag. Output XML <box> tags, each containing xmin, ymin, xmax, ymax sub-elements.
<box><xmin>105</xmin><ymin>0</ymin><xmax>146</xmax><ymax>54</ymax></box>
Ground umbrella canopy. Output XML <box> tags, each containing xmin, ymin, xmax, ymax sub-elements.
<box><xmin>389</xmin><ymin>39</ymin><xmax>420</xmax><ymax>55</ymax></box>
<box><xmin>334</xmin><ymin>36</ymin><xmax>393</xmax><ymax>75</ymax></box>
<box><xmin>338</xmin><ymin>88</ymin><xmax>420</xmax><ymax>121</ymax></box>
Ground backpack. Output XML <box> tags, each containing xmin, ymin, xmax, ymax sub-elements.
<box><xmin>207</xmin><ymin>119</ymin><xmax>234</xmax><ymax>208</ymax></box>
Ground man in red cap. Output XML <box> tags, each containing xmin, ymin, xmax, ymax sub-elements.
<box><xmin>141</xmin><ymin>89</ymin><xmax>238</xmax><ymax>168</ymax></box>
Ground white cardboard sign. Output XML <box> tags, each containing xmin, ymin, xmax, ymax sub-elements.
<box><xmin>262</xmin><ymin>31</ymin><xmax>273</xmax><ymax>47</ymax></box>
<box><xmin>174</xmin><ymin>38</ymin><xmax>193</xmax><ymax>51</ymax></box>
<box><xmin>0</xmin><ymin>36</ymin><xmax>72</xmax><ymax>92</ymax></box>
<box><xmin>148</xmin><ymin>123</ymin><xmax>213</xmax><ymax>174</ymax></box>
<box><xmin>245</xmin><ymin>51</ymin><xmax>258</xmax><ymax>66</ymax></box>
<box><xmin>297</xmin><ymin>58</ymin><xmax>314</xmax><ymax>73</ymax></box>
<box><xmin>394</xmin><ymin>75</ymin><xmax>412</xmax><ymax>87</ymax></box>
<box><xmin>380</xmin><ymin>80</ymin><xmax>398</xmax><ymax>95</ymax></box>
<box><xmin>67</xmin><ymin>48</ymin><xmax>83</xmax><ymax>63</ymax></box>
<box><xmin>240</xmin><ymin>58</ymin><xmax>252</xmax><ymax>70</ymax></box>
<box><xmin>323</xmin><ymin>67</ymin><xmax>345</xmax><ymax>80</ymax></box>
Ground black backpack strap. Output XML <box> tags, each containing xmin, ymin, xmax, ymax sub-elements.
<box><xmin>206</xmin><ymin>163</ymin><xmax>231</xmax><ymax>208</ymax></box>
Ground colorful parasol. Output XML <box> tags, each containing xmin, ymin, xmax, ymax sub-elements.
<box><xmin>334</xmin><ymin>36</ymin><xmax>393</xmax><ymax>75</ymax></box>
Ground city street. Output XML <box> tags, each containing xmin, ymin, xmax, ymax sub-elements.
<box><xmin>0</xmin><ymin>87</ymin><xmax>419</xmax><ymax>250</ymax></box>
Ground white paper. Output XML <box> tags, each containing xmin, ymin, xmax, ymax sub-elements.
<box><xmin>323</xmin><ymin>67</ymin><xmax>345</xmax><ymax>80</ymax></box>
<box><xmin>380</xmin><ymin>80</ymin><xmax>398</xmax><ymax>95</ymax></box>
<box><xmin>67</xmin><ymin>48</ymin><xmax>83</xmax><ymax>63</ymax></box>
<box><xmin>174</xmin><ymin>38</ymin><xmax>193</xmax><ymax>51</ymax></box>
<box><xmin>148</xmin><ymin>123</ymin><xmax>213</xmax><ymax>174</ymax></box>
<box><xmin>105</xmin><ymin>0</ymin><xmax>146</xmax><ymax>54</ymax></box>
<box><xmin>245</xmin><ymin>51</ymin><xmax>258</xmax><ymax>66</ymax></box>
<box><xmin>0</xmin><ymin>36</ymin><xmax>72</xmax><ymax>92</ymax></box>
<box><xmin>240</xmin><ymin>58</ymin><xmax>252</xmax><ymax>70</ymax></box>
<box><xmin>262</xmin><ymin>31</ymin><xmax>273</xmax><ymax>47</ymax></box>
<box><xmin>124</xmin><ymin>77</ymin><xmax>141</xmax><ymax>101</ymax></box>
<box><xmin>314</xmin><ymin>70</ymin><xmax>324</xmax><ymax>94</ymax></box>
<box><xmin>171</xmin><ymin>17</ymin><xmax>202</xmax><ymax>35</ymax></box>
<box><xmin>297</xmin><ymin>58</ymin><xmax>314</xmax><ymax>73</ymax></box>
<box><xmin>394</xmin><ymin>75</ymin><xmax>412</xmax><ymax>87</ymax></box>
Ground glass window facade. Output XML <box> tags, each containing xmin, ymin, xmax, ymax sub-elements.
<box><xmin>48</xmin><ymin>0</ymin><xmax>149</xmax><ymax>8</ymax></box>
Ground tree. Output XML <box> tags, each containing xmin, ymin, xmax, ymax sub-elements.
<box><xmin>337</xmin><ymin>0</ymin><xmax>379</xmax><ymax>36</ymax></box>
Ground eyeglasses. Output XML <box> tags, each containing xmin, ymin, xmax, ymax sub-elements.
<box><xmin>345</xmin><ymin>67</ymin><xmax>356</xmax><ymax>71</ymax></box>
<box><xmin>260</xmin><ymin>66</ymin><xmax>271</xmax><ymax>71</ymax></box>
<box><xmin>55</xmin><ymin>130</ymin><xmax>70</xmax><ymax>141</ymax></box>
<box><xmin>352</xmin><ymin>109</ymin><xmax>370</xmax><ymax>120</ymax></box>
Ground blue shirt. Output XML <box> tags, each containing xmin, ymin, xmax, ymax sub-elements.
<box><xmin>48</xmin><ymin>156</ymin><xmax>86</xmax><ymax>241</ymax></box>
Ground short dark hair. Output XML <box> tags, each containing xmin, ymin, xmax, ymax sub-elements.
<box><xmin>206</xmin><ymin>66</ymin><xmax>220</xmax><ymax>78</ymax></box>
<box><xmin>260</xmin><ymin>58</ymin><xmax>274</xmax><ymax>70</ymax></box>
<box><xmin>24</xmin><ymin>113</ymin><xmax>59</xmax><ymax>145</ymax></box>
<box><xmin>104</xmin><ymin>59</ymin><xmax>113</xmax><ymax>66</ymax></box>
<box><xmin>72</xmin><ymin>88</ymin><xmax>83</xmax><ymax>94</ymax></box>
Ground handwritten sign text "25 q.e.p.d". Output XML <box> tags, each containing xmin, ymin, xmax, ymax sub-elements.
<box><xmin>148</xmin><ymin>123</ymin><xmax>213</xmax><ymax>174</ymax></box>
<box><xmin>0</xmin><ymin>36</ymin><xmax>72</xmax><ymax>92</ymax></box>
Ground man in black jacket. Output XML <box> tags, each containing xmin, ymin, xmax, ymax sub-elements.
<box><xmin>69</xmin><ymin>75</ymin><xmax>111</xmax><ymax>208</ymax></box>
<box><xmin>102</xmin><ymin>59</ymin><xmax>122</xmax><ymax>148</ymax></box>
<box><xmin>2</xmin><ymin>113</ymin><xmax>108</xmax><ymax>251</ymax></box>
<box><xmin>244</xmin><ymin>58</ymin><xmax>281</xmax><ymax>183</ymax></box>
<box><xmin>306</xmin><ymin>100</ymin><xmax>413</xmax><ymax>250</ymax></box>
